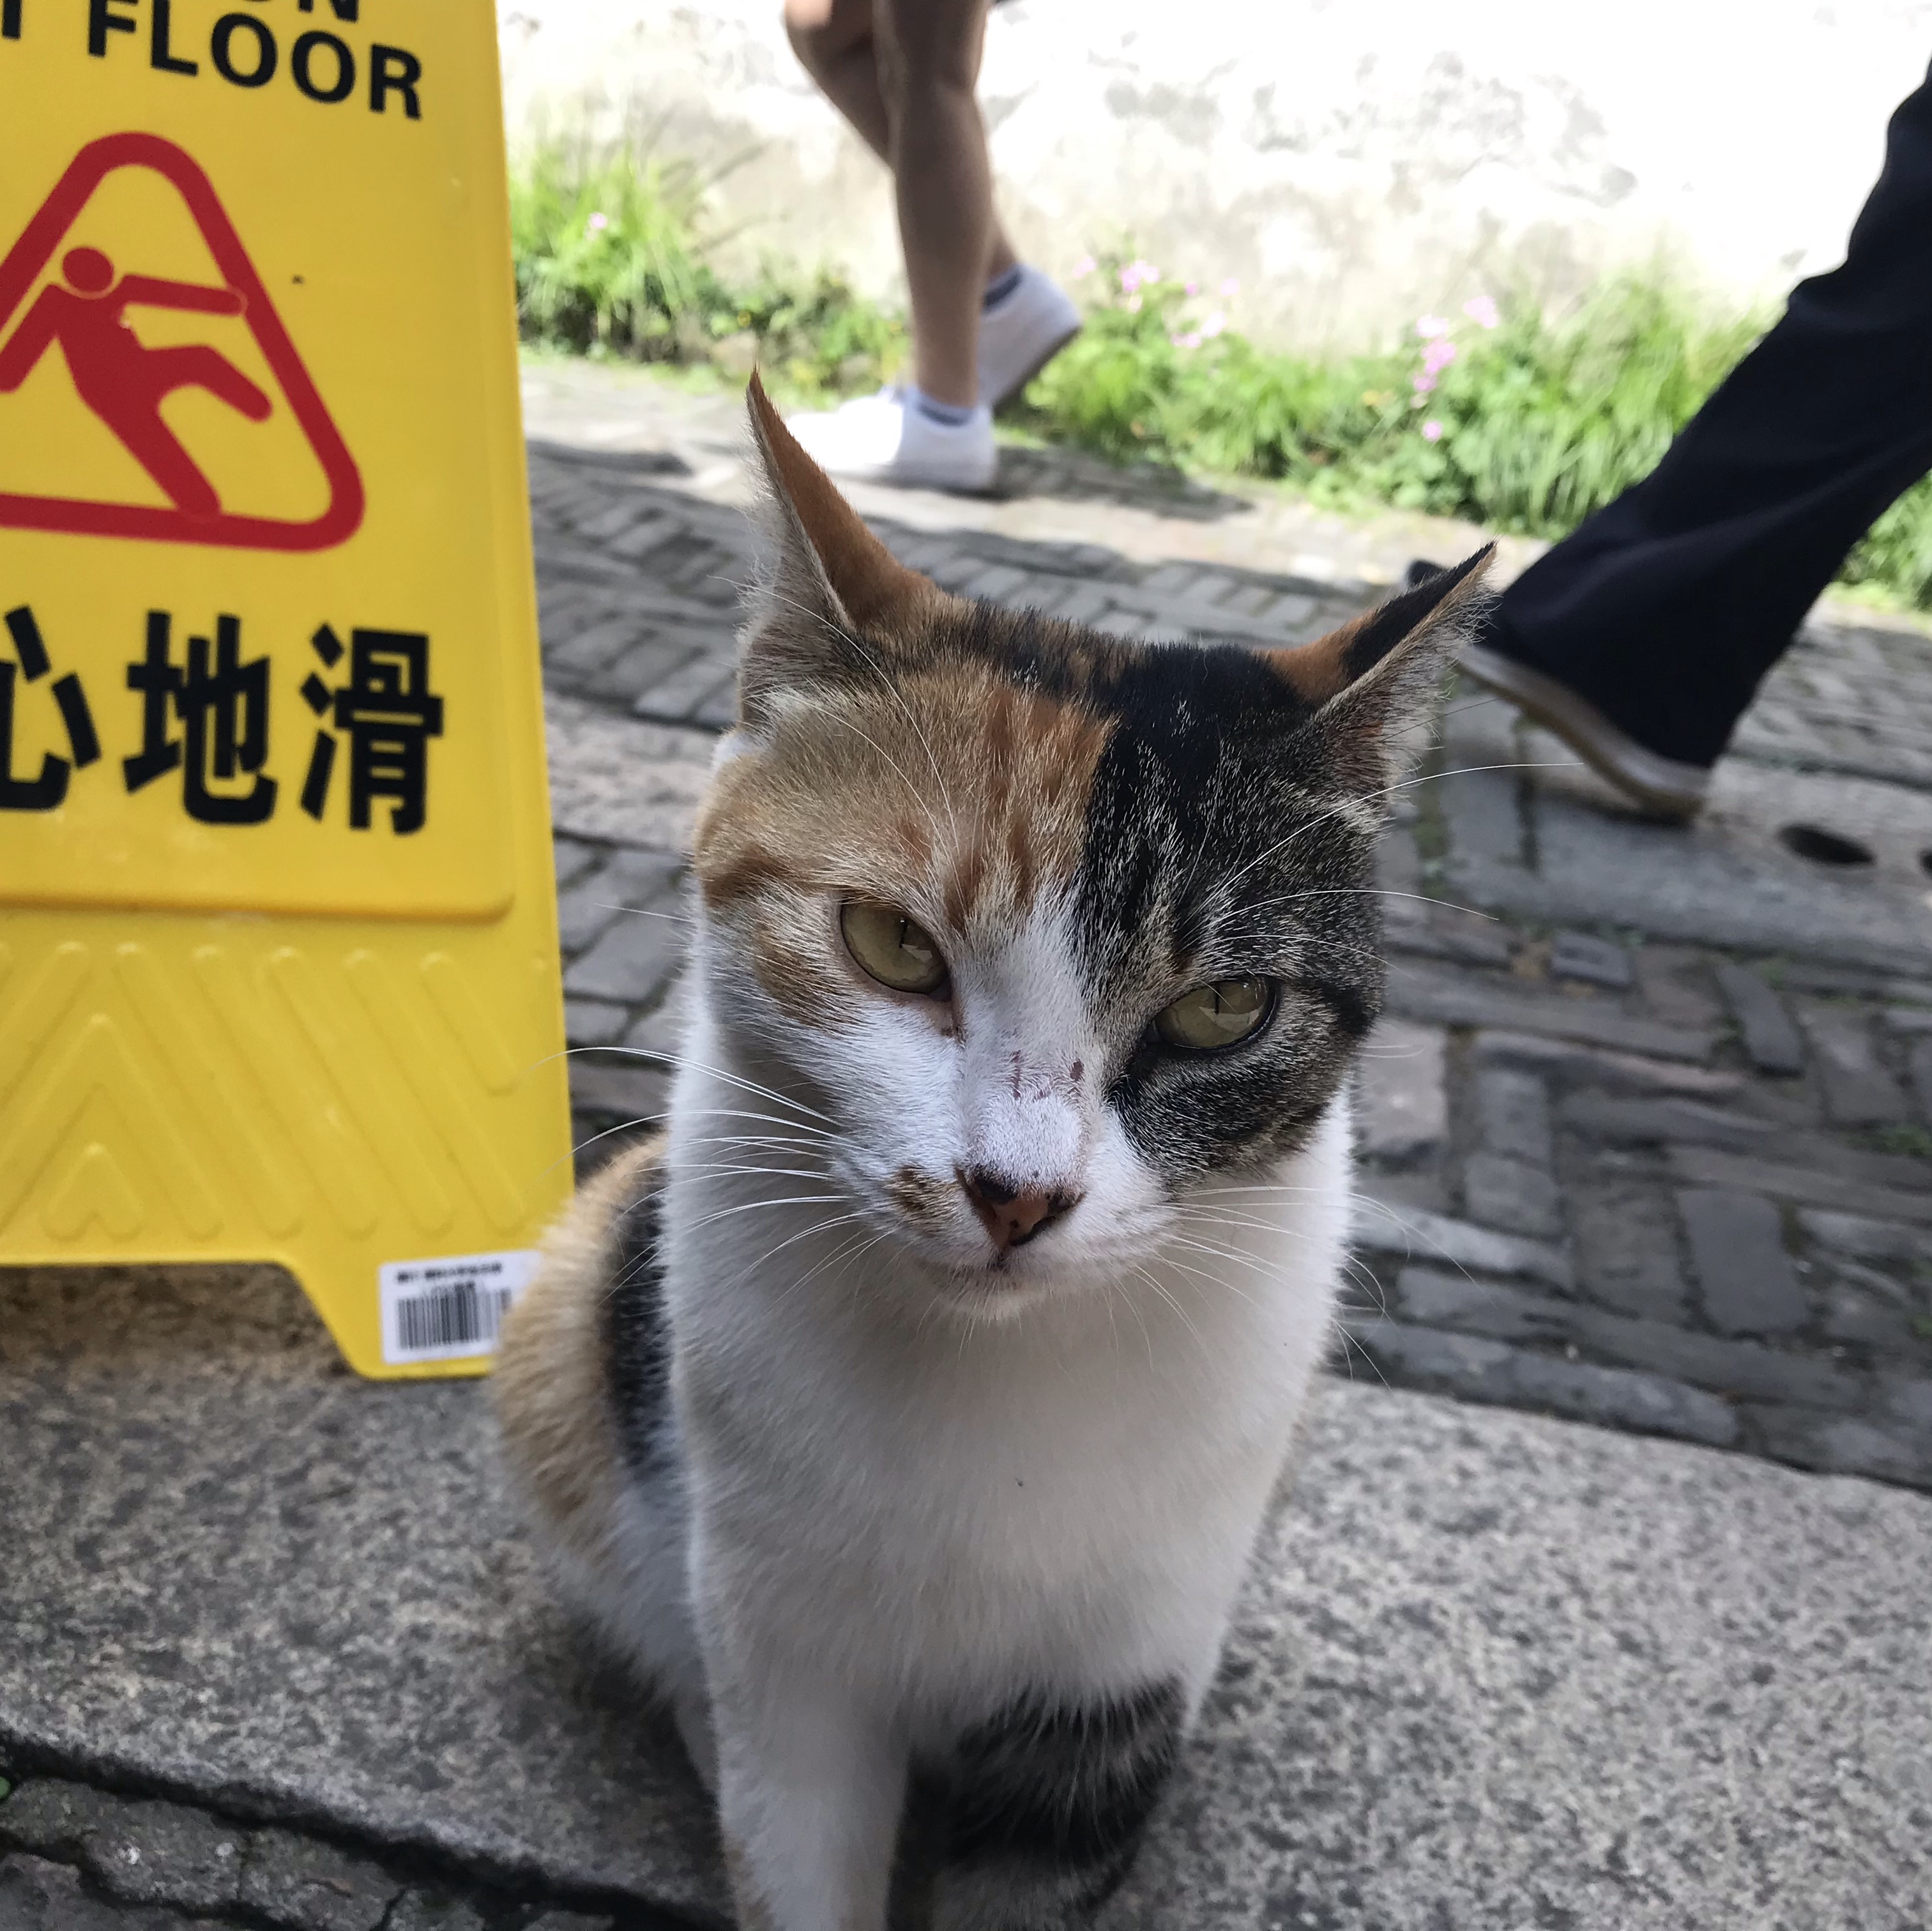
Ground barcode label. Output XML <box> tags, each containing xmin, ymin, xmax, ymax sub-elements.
<box><xmin>379</xmin><ymin>1249</ymin><xmax>540</xmax><ymax>1366</ymax></box>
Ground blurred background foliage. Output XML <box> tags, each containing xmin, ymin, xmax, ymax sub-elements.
<box><xmin>510</xmin><ymin>144</ymin><xmax>1932</xmax><ymax>610</ymax></box>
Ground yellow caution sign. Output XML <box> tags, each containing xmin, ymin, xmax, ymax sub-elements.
<box><xmin>0</xmin><ymin>1</ymin><xmax>572</xmax><ymax>1376</ymax></box>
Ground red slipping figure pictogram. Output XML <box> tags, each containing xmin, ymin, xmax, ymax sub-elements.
<box><xmin>0</xmin><ymin>245</ymin><xmax>273</xmax><ymax>515</ymax></box>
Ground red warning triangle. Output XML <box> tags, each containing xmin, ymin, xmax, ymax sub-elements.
<box><xmin>0</xmin><ymin>132</ymin><xmax>363</xmax><ymax>552</ymax></box>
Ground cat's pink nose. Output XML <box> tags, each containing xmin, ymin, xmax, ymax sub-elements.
<box><xmin>960</xmin><ymin>1169</ymin><xmax>1081</xmax><ymax>1251</ymax></box>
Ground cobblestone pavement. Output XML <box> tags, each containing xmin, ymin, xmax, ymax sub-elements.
<box><xmin>0</xmin><ymin>1771</ymin><xmax>674</xmax><ymax>1931</ymax></box>
<box><xmin>523</xmin><ymin>360</ymin><xmax>1932</xmax><ymax>1499</ymax></box>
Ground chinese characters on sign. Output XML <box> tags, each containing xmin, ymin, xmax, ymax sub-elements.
<box><xmin>0</xmin><ymin>603</ymin><xmax>443</xmax><ymax>829</ymax></box>
<box><xmin>0</xmin><ymin>604</ymin><xmax>100</xmax><ymax>809</ymax></box>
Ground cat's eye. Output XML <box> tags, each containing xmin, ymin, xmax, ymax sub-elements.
<box><xmin>840</xmin><ymin>901</ymin><xmax>950</xmax><ymax>996</ymax></box>
<box><xmin>1154</xmin><ymin>976</ymin><xmax>1274</xmax><ymax>1051</ymax></box>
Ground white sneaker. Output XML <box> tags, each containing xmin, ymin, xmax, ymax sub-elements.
<box><xmin>785</xmin><ymin>388</ymin><xmax>997</xmax><ymax>494</ymax></box>
<box><xmin>977</xmin><ymin>265</ymin><xmax>1083</xmax><ymax>409</ymax></box>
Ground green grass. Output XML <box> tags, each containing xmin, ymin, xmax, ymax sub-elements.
<box><xmin>509</xmin><ymin>149</ymin><xmax>1932</xmax><ymax>612</ymax></box>
<box><xmin>510</xmin><ymin>147</ymin><xmax>904</xmax><ymax>400</ymax></box>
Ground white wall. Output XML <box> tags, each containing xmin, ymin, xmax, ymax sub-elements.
<box><xmin>498</xmin><ymin>0</ymin><xmax>1932</xmax><ymax>351</ymax></box>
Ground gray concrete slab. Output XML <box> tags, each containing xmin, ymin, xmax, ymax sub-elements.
<box><xmin>5</xmin><ymin>1261</ymin><xmax>1931</xmax><ymax>1929</ymax></box>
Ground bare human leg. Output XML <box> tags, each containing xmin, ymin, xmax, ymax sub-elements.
<box><xmin>782</xmin><ymin>0</ymin><xmax>1018</xmax><ymax>299</ymax></box>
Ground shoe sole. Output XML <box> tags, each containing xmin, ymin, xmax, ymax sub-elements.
<box><xmin>823</xmin><ymin>462</ymin><xmax>1000</xmax><ymax>497</ymax></box>
<box><xmin>985</xmin><ymin>321</ymin><xmax>1082</xmax><ymax>411</ymax></box>
<box><xmin>1459</xmin><ymin>640</ymin><xmax>1710</xmax><ymax>821</ymax></box>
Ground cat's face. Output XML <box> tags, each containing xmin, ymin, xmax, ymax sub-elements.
<box><xmin>690</xmin><ymin>380</ymin><xmax>1487</xmax><ymax>1314</ymax></box>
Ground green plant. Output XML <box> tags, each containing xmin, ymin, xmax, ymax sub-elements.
<box><xmin>1019</xmin><ymin>255</ymin><xmax>1763</xmax><ymax>531</ymax></box>
<box><xmin>509</xmin><ymin>144</ymin><xmax>904</xmax><ymax>398</ymax></box>
<box><xmin>506</xmin><ymin>167</ymin><xmax>1932</xmax><ymax>612</ymax></box>
<box><xmin>1864</xmin><ymin>1123</ymin><xmax>1932</xmax><ymax>1162</ymax></box>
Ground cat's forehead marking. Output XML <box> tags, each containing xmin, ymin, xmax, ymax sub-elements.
<box><xmin>692</xmin><ymin>648</ymin><xmax>1114</xmax><ymax>1025</ymax></box>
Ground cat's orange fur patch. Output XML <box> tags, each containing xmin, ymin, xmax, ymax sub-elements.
<box><xmin>494</xmin><ymin>1138</ymin><xmax>663</xmax><ymax>1563</ymax></box>
<box><xmin>696</xmin><ymin>644</ymin><xmax>1111</xmax><ymax>1028</ymax></box>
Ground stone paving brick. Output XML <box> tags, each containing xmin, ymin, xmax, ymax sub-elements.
<box><xmin>564</xmin><ymin>905</ymin><xmax>687</xmax><ymax>1006</ymax></box>
<box><xmin>0</xmin><ymin>1778</ymin><xmax>114</xmax><ymax>1859</ymax></box>
<box><xmin>1354</xmin><ymin>1019</ymin><xmax>1448</xmax><ymax>1161</ymax></box>
<box><xmin>1820</xmin><ymin>1278</ymin><xmax>1917</xmax><ymax>1348</ymax></box>
<box><xmin>80</xmin><ymin>1799</ymin><xmax>245</xmax><ymax>1915</ymax></box>
<box><xmin>1463</xmin><ymin>1154</ymin><xmax>1562</xmax><ymax>1238</ymax></box>
<box><xmin>1909</xmin><ymin>1036</ymin><xmax>1932</xmax><ymax>1121</ymax></box>
<box><xmin>1470</xmin><ymin>1029</ymin><xmax>1747</xmax><ymax>1097</ymax></box>
<box><xmin>552</xmin><ymin>834</ymin><xmax>600</xmax><ymax>891</ymax></box>
<box><xmin>556</xmin><ymin>849</ymin><xmax>673</xmax><ymax>957</ymax></box>
<box><xmin>1798</xmin><ymin>1208</ymin><xmax>1932</xmax><ymax>1261</ymax></box>
<box><xmin>1570</xmin><ymin>1179</ymin><xmax>1691</xmax><ymax>1321</ymax></box>
<box><xmin>1437</xmin><ymin>769</ymin><xmax>1525</xmax><ymax>873</ymax></box>
<box><xmin>1355</xmin><ymin>1319</ymin><xmax>1738</xmax><ymax>1446</ymax></box>
<box><xmin>564</xmin><ymin>999</ymin><xmax>632</xmax><ymax>1049</ymax></box>
<box><xmin>1473</xmin><ymin>1068</ymin><xmax>1553</xmax><ymax>1166</ymax></box>
<box><xmin>1797</xmin><ymin>1001</ymin><xmax>1910</xmax><ymax>1124</ymax></box>
<box><xmin>1387</xmin><ymin>962</ymin><xmax>1717</xmax><ymax>1061</ymax></box>
<box><xmin>1394</xmin><ymin>1266</ymin><xmax>1860</xmax><ymax>1409</ymax></box>
<box><xmin>623</xmin><ymin>1001</ymin><xmax>685</xmax><ymax>1063</ymax></box>
<box><xmin>385</xmin><ymin>1893</ymin><xmax>487</xmax><ymax>1931</ymax></box>
<box><xmin>1673</xmin><ymin>1145</ymin><xmax>1932</xmax><ymax>1226</ymax></box>
<box><xmin>1555</xmin><ymin>1093</ymin><xmax>1777</xmax><ymax>1149</ymax></box>
<box><xmin>1678</xmin><ymin>1188</ymin><xmax>1809</xmax><ymax>1337</ymax></box>
<box><xmin>236</xmin><ymin>1828</ymin><xmax>397</xmax><ymax>1931</ymax></box>
<box><xmin>1714</xmin><ymin>961</ymin><xmax>1807</xmax><ymax>1075</ymax></box>
<box><xmin>569</xmin><ymin>1060</ymin><xmax>670</xmax><ymax>1128</ymax></box>
<box><xmin>1353</xmin><ymin>1192</ymin><xmax>1574</xmax><ymax>1291</ymax></box>
<box><xmin>1747</xmin><ymin>1408</ymin><xmax>1932</xmax><ymax>1486</ymax></box>
<box><xmin>1630</xmin><ymin>943</ymin><xmax>1724</xmax><ymax>1029</ymax></box>
<box><xmin>1549</xmin><ymin>931</ymin><xmax>1634</xmax><ymax>989</ymax></box>
<box><xmin>690</xmin><ymin>673</ymin><xmax>742</xmax><ymax>731</ymax></box>
<box><xmin>604</xmin><ymin>513</ymin><xmax>684</xmax><ymax>564</ymax></box>
<box><xmin>585</xmin><ymin>639</ymin><xmax>702</xmax><ymax>707</ymax></box>
<box><xmin>0</xmin><ymin>1853</ymin><xmax>193</xmax><ymax>1931</ymax></box>
<box><xmin>0</xmin><ymin>1780</ymin><xmax>250</xmax><ymax>1916</ymax></box>
<box><xmin>544</xmin><ymin>614</ymin><xmax>642</xmax><ymax>677</ymax></box>
<box><xmin>630</xmin><ymin>651</ymin><xmax>738</xmax><ymax>722</ymax></box>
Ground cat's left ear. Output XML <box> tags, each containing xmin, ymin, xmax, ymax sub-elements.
<box><xmin>1264</xmin><ymin>545</ymin><xmax>1495</xmax><ymax>792</ymax></box>
<box><xmin>736</xmin><ymin>374</ymin><xmax>945</xmax><ymax>723</ymax></box>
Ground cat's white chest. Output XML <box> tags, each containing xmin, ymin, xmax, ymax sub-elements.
<box><xmin>666</xmin><ymin>1103</ymin><xmax>1350</xmax><ymax>1716</ymax></box>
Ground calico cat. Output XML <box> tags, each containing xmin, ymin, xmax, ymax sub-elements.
<box><xmin>496</xmin><ymin>374</ymin><xmax>1489</xmax><ymax>1931</ymax></box>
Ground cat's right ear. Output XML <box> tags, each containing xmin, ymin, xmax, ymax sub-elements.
<box><xmin>737</xmin><ymin>374</ymin><xmax>943</xmax><ymax>722</ymax></box>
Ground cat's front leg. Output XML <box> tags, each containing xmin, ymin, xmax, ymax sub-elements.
<box><xmin>707</xmin><ymin>1655</ymin><xmax>906</xmax><ymax>1931</ymax></box>
<box><xmin>932</xmin><ymin>1680</ymin><xmax>1186</xmax><ymax>1930</ymax></box>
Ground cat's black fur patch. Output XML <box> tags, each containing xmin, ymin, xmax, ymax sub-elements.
<box><xmin>1059</xmin><ymin>629</ymin><xmax>1383</xmax><ymax>1178</ymax></box>
<box><xmin>945</xmin><ymin>1678</ymin><xmax>1184</xmax><ymax>1885</ymax></box>
<box><xmin>603</xmin><ymin>1168</ymin><xmax>672</xmax><ymax>1473</ymax></box>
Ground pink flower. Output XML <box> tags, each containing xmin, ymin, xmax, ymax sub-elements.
<box><xmin>1422</xmin><ymin>337</ymin><xmax>1457</xmax><ymax>376</ymax></box>
<box><xmin>1185</xmin><ymin>280</ymin><xmax>1199</xmax><ymax>296</ymax></box>
<box><xmin>1411</xmin><ymin>372</ymin><xmax>1437</xmax><ymax>395</ymax></box>
<box><xmin>586</xmin><ymin>211</ymin><xmax>609</xmax><ymax>232</ymax></box>
<box><xmin>1073</xmin><ymin>254</ymin><xmax>1096</xmax><ymax>279</ymax></box>
<box><xmin>1201</xmin><ymin>310</ymin><xmax>1227</xmax><ymax>338</ymax></box>
<box><xmin>1463</xmin><ymin>294</ymin><xmax>1500</xmax><ymax>329</ymax></box>
<box><xmin>1421</xmin><ymin>419</ymin><xmax>1443</xmax><ymax>441</ymax></box>
<box><xmin>1219</xmin><ymin>277</ymin><xmax>1240</xmax><ymax>297</ymax></box>
<box><xmin>1415</xmin><ymin>314</ymin><xmax>1452</xmax><ymax>339</ymax></box>
<box><xmin>1171</xmin><ymin>331</ymin><xmax>1203</xmax><ymax>349</ymax></box>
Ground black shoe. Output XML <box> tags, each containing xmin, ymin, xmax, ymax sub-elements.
<box><xmin>1405</xmin><ymin>557</ymin><xmax>1711</xmax><ymax>821</ymax></box>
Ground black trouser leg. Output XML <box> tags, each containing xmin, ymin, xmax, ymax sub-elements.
<box><xmin>1493</xmin><ymin>58</ymin><xmax>1932</xmax><ymax>768</ymax></box>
